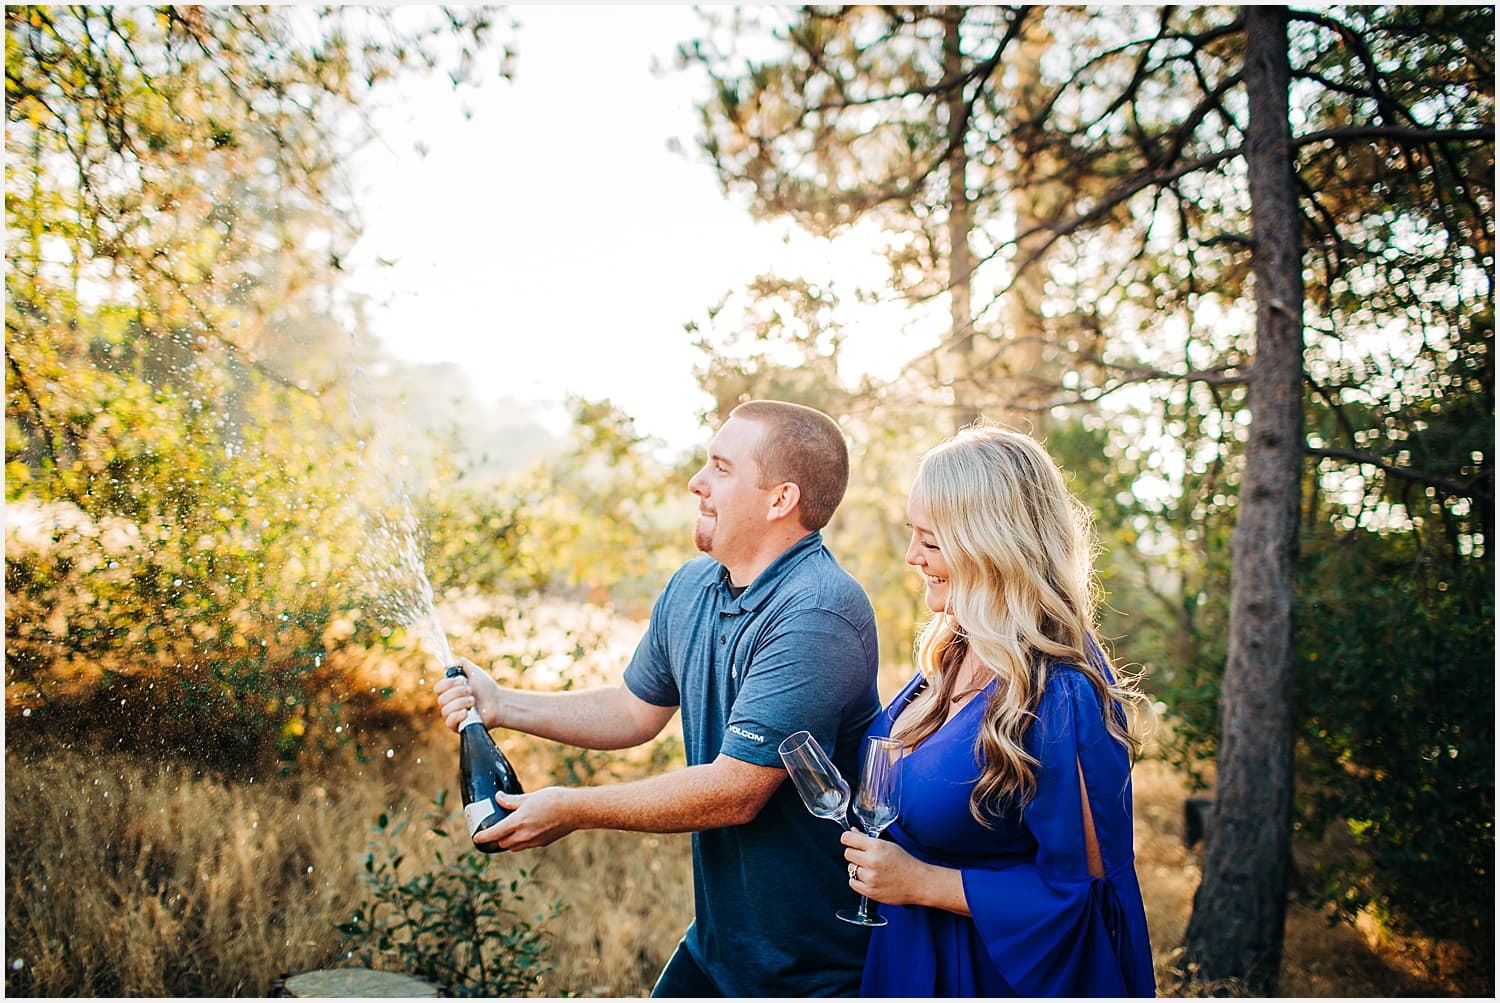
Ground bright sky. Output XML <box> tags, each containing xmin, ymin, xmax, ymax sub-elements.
<box><xmin>344</xmin><ymin>5</ymin><xmax>929</xmax><ymax>454</ymax></box>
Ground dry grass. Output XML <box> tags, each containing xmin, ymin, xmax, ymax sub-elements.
<box><xmin>5</xmin><ymin>745</ymin><xmax>369</xmax><ymax>995</ymax></box>
<box><xmin>2</xmin><ymin>727</ymin><xmax>695</xmax><ymax>998</ymax></box>
<box><xmin>7</xmin><ymin>734</ymin><xmax>1476</xmax><ymax>998</ymax></box>
<box><xmin>529</xmin><ymin>830</ymin><xmax>693</xmax><ymax>995</ymax></box>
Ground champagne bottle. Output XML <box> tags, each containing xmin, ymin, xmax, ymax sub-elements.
<box><xmin>445</xmin><ymin>665</ymin><xmax>524</xmax><ymax>853</ymax></box>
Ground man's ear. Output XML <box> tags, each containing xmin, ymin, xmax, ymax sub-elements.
<box><xmin>766</xmin><ymin>482</ymin><xmax>801</xmax><ymax>522</ymax></box>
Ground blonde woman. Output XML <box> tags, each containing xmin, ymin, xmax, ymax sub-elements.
<box><xmin>841</xmin><ymin>424</ymin><xmax>1154</xmax><ymax>997</ymax></box>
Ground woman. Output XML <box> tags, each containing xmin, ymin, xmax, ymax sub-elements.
<box><xmin>841</xmin><ymin>424</ymin><xmax>1155</xmax><ymax>997</ymax></box>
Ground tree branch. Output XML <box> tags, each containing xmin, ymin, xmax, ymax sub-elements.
<box><xmin>1306</xmin><ymin>444</ymin><xmax>1493</xmax><ymax>502</ymax></box>
<box><xmin>1294</xmin><ymin>124</ymin><xmax>1495</xmax><ymax>147</ymax></box>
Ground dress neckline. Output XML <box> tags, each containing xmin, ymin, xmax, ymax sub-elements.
<box><xmin>891</xmin><ymin>673</ymin><xmax>997</xmax><ymax>755</ymax></box>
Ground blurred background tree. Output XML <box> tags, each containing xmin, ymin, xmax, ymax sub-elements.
<box><xmin>5</xmin><ymin>5</ymin><xmax>514</xmax><ymax>768</ymax></box>
<box><xmin>679</xmin><ymin>3</ymin><xmax>1492</xmax><ymax>987</ymax></box>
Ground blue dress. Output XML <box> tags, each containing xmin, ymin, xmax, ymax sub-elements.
<box><xmin>859</xmin><ymin>664</ymin><xmax>1155</xmax><ymax>997</ymax></box>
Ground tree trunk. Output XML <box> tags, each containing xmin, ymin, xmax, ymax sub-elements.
<box><xmin>1179</xmin><ymin>7</ymin><xmax>1304</xmax><ymax>994</ymax></box>
<box><xmin>942</xmin><ymin>7</ymin><xmax>979</xmax><ymax>431</ymax></box>
<box><xmin>1002</xmin><ymin>15</ymin><xmax>1053</xmax><ymax>439</ymax></box>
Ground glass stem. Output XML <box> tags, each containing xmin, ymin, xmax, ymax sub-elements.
<box><xmin>856</xmin><ymin>823</ymin><xmax>880</xmax><ymax>919</ymax></box>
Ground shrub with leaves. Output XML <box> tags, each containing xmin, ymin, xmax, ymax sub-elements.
<box><xmin>338</xmin><ymin>792</ymin><xmax>564</xmax><ymax>997</ymax></box>
<box><xmin>1295</xmin><ymin>525</ymin><xmax>1494</xmax><ymax>959</ymax></box>
<box><xmin>4</xmin><ymin>5</ymin><xmax>510</xmax><ymax>771</ymax></box>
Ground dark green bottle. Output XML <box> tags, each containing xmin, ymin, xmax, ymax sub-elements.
<box><xmin>445</xmin><ymin>665</ymin><xmax>524</xmax><ymax>852</ymax></box>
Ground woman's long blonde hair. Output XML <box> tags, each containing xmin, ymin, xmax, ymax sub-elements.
<box><xmin>891</xmin><ymin>423</ymin><xmax>1142</xmax><ymax>823</ymax></box>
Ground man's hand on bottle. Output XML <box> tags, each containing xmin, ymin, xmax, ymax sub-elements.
<box><xmin>474</xmin><ymin>788</ymin><xmax>580</xmax><ymax>851</ymax></box>
<box><xmin>434</xmin><ymin>656</ymin><xmax>504</xmax><ymax>732</ymax></box>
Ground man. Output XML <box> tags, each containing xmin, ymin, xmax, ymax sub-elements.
<box><xmin>435</xmin><ymin>399</ymin><xmax>880</xmax><ymax>997</ymax></box>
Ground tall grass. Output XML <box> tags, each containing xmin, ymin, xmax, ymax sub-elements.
<box><xmin>3</xmin><ymin>726</ymin><xmax>695</xmax><ymax>998</ymax></box>
<box><xmin>5</xmin><ymin>746</ymin><xmax>365</xmax><ymax>995</ymax></box>
<box><xmin>5</xmin><ymin>602</ymin><xmax>1484</xmax><ymax>1000</ymax></box>
<box><xmin>9</xmin><ymin>734</ymin><xmax>1478</xmax><ymax>997</ymax></box>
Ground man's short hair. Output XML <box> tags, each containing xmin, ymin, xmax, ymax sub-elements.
<box><xmin>729</xmin><ymin>400</ymin><xmax>849</xmax><ymax>532</ymax></box>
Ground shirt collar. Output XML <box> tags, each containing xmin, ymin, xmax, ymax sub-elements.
<box><xmin>706</xmin><ymin>531</ymin><xmax>824</xmax><ymax>613</ymax></box>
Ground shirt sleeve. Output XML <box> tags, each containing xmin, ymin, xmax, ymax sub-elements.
<box><xmin>958</xmin><ymin>668</ymin><xmax>1152</xmax><ymax>996</ymax></box>
<box><xmin>621</xmin><ymin>584</ymin><xmax>681</xmax><ymax>709</ymax></box>
<box><xmin>719</xmin><ymin>607</ymin><xmax>875</xmax><ymax>768</ymax></box>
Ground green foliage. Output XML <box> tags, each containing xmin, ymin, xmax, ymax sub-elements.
<box><xmin>3</xmin><ymin>7</ymin><xmax>511</xmax><ymax>769</ymax></box>
<box><xmin>1295</xmin><ymin>526</ymin><xmax>1494</xmax><ymax>956</ymax></box>
<box><xmin>3</xmin><ymin>380</ymin><xmax>378</xmax><ymax>771</ymax></box>
<box><xmin>688</xmin><ymin>275</ymin><xmax>863</xmax><ymax>422</ymax></box>
<box><xmin>682</xmin><ymin>6</ymin><xmax>1021</xmax><ymax>243</ymax></box>
<box><xmin>470</xmin><ymin>398</ymin><xmax>692</xmax><ymax>614</ymax></box>
<box><xmin>1041</xmin><ymin>401</ymin><xmax>1241</xmax><ymax>788</ymax></box>
<box><xmin>684</xmin><ymin>268</ymin><xmax>941</xmax><ymax>665</ymax></box>
<box><xmin>1131</xmin><ymin>362</ymin><xmax>1494</xmax><ymax>955</ymax></box>
<box><xmin>1152</xmin><ymin>497</ymin><xmax>1495</xmax><ymax>955</ymax></box>
<box><xmin>338</xmin><ymin>792</ymin><xmax>564</xmax><ymax>998</ymax></box>
<box><xmin>825</xmin><ymin>415</ymin><xmax>935</xmax><ymax>670</ymax></box>
<box><xmin>420</xmin><ymin>486</ymin><xmax>534</xmax><ymax>597</ymax></box>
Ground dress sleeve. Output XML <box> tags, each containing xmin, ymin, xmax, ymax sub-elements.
<box><xmin>959</xmin><ymin>668</ymin><xmax>1150</xmax><ymax>996</ymax></box>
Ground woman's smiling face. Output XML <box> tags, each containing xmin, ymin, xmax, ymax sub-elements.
<box><xmin>905</xmin><ymin>491</ymin><xmax>951</xmax><ymax>614</ymax></box>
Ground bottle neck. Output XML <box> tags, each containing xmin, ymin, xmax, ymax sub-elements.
<box><xmin>444</xmin><ymin>667</ymin><xmax>487</xmax><ymax>731</ymax></box>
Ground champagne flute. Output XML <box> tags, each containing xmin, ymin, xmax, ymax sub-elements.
<box><xmin>838</xmin><ymin>735</ymin><xmax>903</xmax><ymax>927</ymax></box>
<box><xmin>778</xmin><ymin>730</ymin><xmax>851</xmax><ymax>829</ymax></box>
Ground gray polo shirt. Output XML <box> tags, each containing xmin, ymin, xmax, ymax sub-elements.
<box><xmin>624</xmin><ymin>531</ymin><xmax>880</xmax><ymax>997</ymax></box>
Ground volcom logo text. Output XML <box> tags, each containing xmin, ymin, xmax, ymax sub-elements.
<box><xmin>728</xmin><ymin>724</ymin><xmax>765</xmax><ymax>743</ymax></box>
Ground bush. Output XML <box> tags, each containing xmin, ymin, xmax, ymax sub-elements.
<box><xmin>2</xmin><ymin>332</ymin><xmax>397</xmax><ymax>772</ymax></box>
<box><xmin>1295</xmin><ymin>527</ymin><xmax>1494</xmax><ymax>959</ymax></box>
<box><xmin>1151</xmin><ymin>512</ymin><xmax>1494</xmax><ymax>963</ymax></box>
<box><xmin>338</xmin><ymin>793</ymin><xmax>564</xmax><ymax>997</ymax></box>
